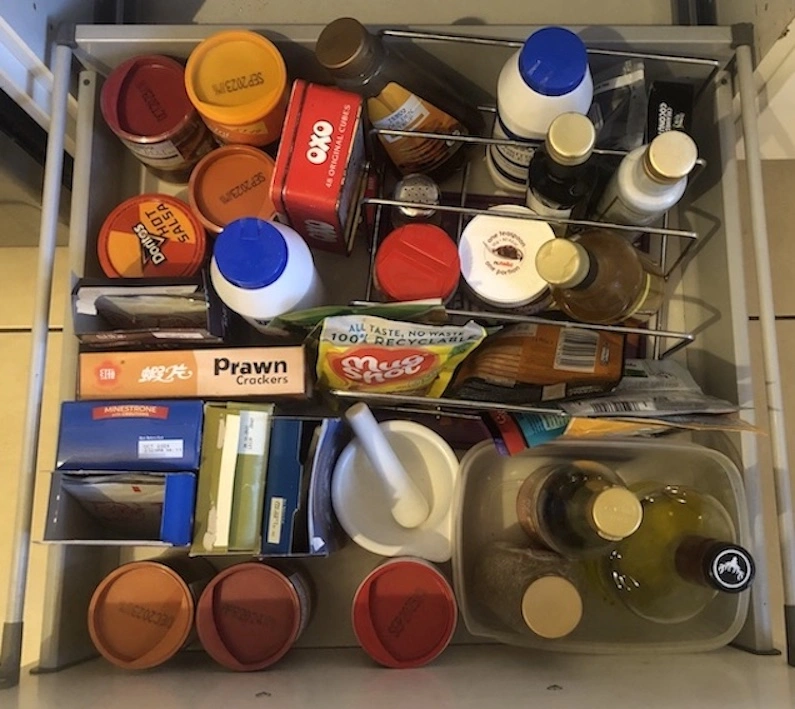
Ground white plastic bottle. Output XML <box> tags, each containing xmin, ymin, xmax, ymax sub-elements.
<box><xmin>487</xmin><ymin>26</ymin><xmax>593</xmax><ymax>194</ymax></box>
<box><xmin>210</xmin><ymin>217</ymin><xmax>323</xmax><ymax>332</ymax></box>
<box><xmin>595</xmin><ymin>130</ymin><xmax>698</xmax><ymax>226</ymax></box>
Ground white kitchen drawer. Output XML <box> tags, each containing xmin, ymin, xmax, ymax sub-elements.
<box><xmin>5</xmin><ymin>21</ymin><xmax>788</xmax><ymax>703</ymax></box>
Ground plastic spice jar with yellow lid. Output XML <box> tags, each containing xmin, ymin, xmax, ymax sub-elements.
<box><xmin>185</xmin><ymin>30</ymin><xmax>288</xmax><ymax>147</ymax></box>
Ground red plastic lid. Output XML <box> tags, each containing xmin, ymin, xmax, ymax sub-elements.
<box><xmin>374</xmin><ymin>224</ymin><xmax>460</xmax><ymax>302</ymax></box>
<box><xmin>195</xmin><ymin>563</ymin><xmax>302</xmax><ymax>671</ymax></box>
<box><xmin>352</xmin><ymin>558</ymin><xmax>457</xmax><ymax>668</ymax></box>
<box><xmin>98</xmin><ymin>193</ymin><xmax>207</xmax><ymax>278</ymax></box>
<box><xmin>101</xmin><ymin>55</ymin><xmax>194</xmax><ymax>140</ymax></box>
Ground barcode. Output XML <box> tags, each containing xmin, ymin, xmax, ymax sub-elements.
<box><xmin>588</xmin><ymin>401</ymin><xmax>656</xmax><ymax>414</ymax></box>
<box><xmin>554</xmin><ymin>329</ymin><xmax>600</xmax><ymax>373</ymax></box>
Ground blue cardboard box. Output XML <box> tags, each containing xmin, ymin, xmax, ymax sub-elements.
<box><xmin>57</xmin><ymin>400</ymin><xmax>203</xmax><ymax>472</ymax></box>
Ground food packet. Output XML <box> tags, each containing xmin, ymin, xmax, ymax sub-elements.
<box><xmin>588</xmin><ymin>59</ymin><xmax>646</xmax><ymax>151</ymax></box>
<box><xmin>316</xmin><ymin>315</ymin><xmax>486</xmax><ymax>396</ymax></box>
<box><xmin>447</xmin><ymin>323</ymin><xmax>625</xmax><ymax>403</ymax></box>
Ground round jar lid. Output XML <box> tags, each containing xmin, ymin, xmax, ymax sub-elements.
<box><xmin>97</xmin><ymin>193</ymin><xmax>207</xmax><ymax>278</ymax></box>
<box><xmin>518</xmin><ymin>27</ymin><xmax>589</xmax><ymax>97</ymax></box>
<box><xmin>375</xmin><ymin>224</ymin><xmax>460</xmax><ymax>301</ymax></box>
<box><xmin>546</xmin><ymin>112</ymin><xmax>596</xmax><ymax>166</ymax></box>
<box><xmin>645</xmin><ymin>131</ymin><xmax>698</xmax><ymax>183</ymax></box>
<box><xmin>535</xmin><ymin>237</ymin><xmax>590</xmax><ymax>289</ymax></box>
<box><xmin>459</xmin><ymin>205</ymin><xmax>554</xmax><ymax>308</ymax></box>
<box><xmin>393</xmin><ymin>173</ymin><xmax>441</xmax><ymax>220</ymax></box>
<box><xmin>195</xmin><ymin>563</ymin><xmax>303</xmax><ymax>671</ymax></box>
<box><xmin>588</xmin><ymin>487</ymin><xmax>644</xmax><ymax>541</ymax></box>
<box><xmin>185</xmin><ymin>30</ymin><xmax>287</xmax><ymax>126</ymax></box>
<box><xmin>352</xmin><ymin>558</ymin><xmax>457</xmax><ymax>668</ymax></box>
<box><xmin>189</xmin><ymin>145</ymin><xmax>277</xmax><ymax>232</ymax></box>
<box><xmin>213</xmin><ymin>218</ymin><xmax>288</xmax><ymax>289</ymax></box>
<box><xmin>87</xmin><ymin>561</ymin><xmax>195</xmax><ymax>670</ymax></box>
<box><xmin>704</xmin><ymin>542</ymin><xmax>756</xmax><ymax>594</ymax></box>
<box><xmin>521</xmin><ymin>575</ymin><xmax>583</xmax><ymax>639</ymax></box>
<box><xmin>101</xmin><ymin>54</ymin><xmax>194</xmax><ymax>141</ymax></box>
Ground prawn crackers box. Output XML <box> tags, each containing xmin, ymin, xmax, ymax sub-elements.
<box><xmin>271</xmin><ymin>80</ymin><xmax>365</xmax><ymax>254</ymax></box>
<box><xmin>78</xmin><ymin>346</ymin><xmax>309</xmax><ymax>400</ymax></box>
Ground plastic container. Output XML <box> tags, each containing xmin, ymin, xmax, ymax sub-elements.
<box><xmin>100</xmin><ymin>55</ymin><xmax>216</xmax><ymax>182</ymax></box>
<box><xmin>374</xmin><ymin>224</ymin><xmax>460</xmax><ymax>302</ymax></box>
<box><xmin>595</xmin><ymin>130</ymin><xmax>699</xmax><ymax>226</ymax></box>
<box><xmin>97</xmin><ymin>193</ymin><xmax>207</xmax><ymax>278</ymax></box>
<box><xmin>87</xmin><ymin>556</ymin><xmax>215</xmax><ymax>670</ymax></box>
<box><xmin>352</xmin><ymin>558</ymin><xmax>457</xmax><ymax>668</ymax></box>
<box><xmin>210</xmin><ymin>217</ymin><xmax>322</xmax><ymax>331</ymax></box>
<box><xmin>184</xmin><ymin>30</ymin><xmax>288</xmax><ymax>146</ymax></box>
<box><xmin>453</xmin><ymin>437</ymin><xmax>751</xmax><ymax>653</ymax></box>
<box><xmin>487</xmin><ymin>27</ymin><xmax>593</xmax><ymax>193</ymax></box>
<box><xmin>188</xmin><ymin>145</ymin><xmax>277</xmax><ymax>233</ymax></box>
<box><xmin>195</xmin><ymin>562</ymin><xmax>312</xmax><ymax>671</ymax></box>
<box><xmin>458</xmin><ymin>205</ymin><xmax>554</xmax><ymax>311</ymax></box>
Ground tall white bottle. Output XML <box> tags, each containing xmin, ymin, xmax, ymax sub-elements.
<box><xmin>595</xmin><ymin>130</ymin><xmax>698</xmax><ymax>226</ymax></box>
<box><xmin>487</xmin><ymin>26</ymin><xmax>593</xmax><ymax>194</ymax></box>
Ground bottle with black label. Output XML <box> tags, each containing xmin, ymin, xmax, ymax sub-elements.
<box><xmin>607</xmin><ymin>484</ymin><xmax>755</xmax><ymax>624</ymax></box>
<box><xmin>516</xmin><ymin>460</ymin><xmax>643</xmax><ymax>558</ymax></box>
<box><xmin>315</xmin><ymin>18</ymin><xmax>484</xmax><ymax>179</ymax></box>
<box><xmin>526</xmin><ymin>112</ymin><xmax>597</xmax><ymax>235</ymax></box>
<box><xmin>534</xmin><ymin>228</ymin><xmax>665</xmax><ymax>324</ymax></box>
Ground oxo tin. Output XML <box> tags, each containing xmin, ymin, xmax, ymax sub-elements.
<box><xmin>98</xmin><ymin>194</ymin><xmax>207</xmax><ymax>278</ymax></box>
<box><xmin>101</xmin><ymin>54</ymin><xmax>216</xmax><ymax>182</ymax></box>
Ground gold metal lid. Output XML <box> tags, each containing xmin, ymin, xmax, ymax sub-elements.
<box><xmin>316</xmin><ymin>17</ymin><xmax>376</xmax><ymax>75</ymax></box>
<box><xmin>545</xmin><ymin>112</ymin><xmax>596</xmax><ymax>167</ymax></box>
<box><xmin>521</xmin><ymin>576</ymin><xmax>583</xmax><ymax>639</ymax></box>
<box><xmin>643</xmin><ymin>130</ymin><xmax>698</xmax><ymax>183</ymax></box>
<box><xmin>587</xmin><ymin>486</ymin><xmax>643</xmax><ymax>541</ymax></box>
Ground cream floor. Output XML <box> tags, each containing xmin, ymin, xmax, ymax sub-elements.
<box><xmin>1</xmin><ymin>161</ymin><xmax>795</xmax><ymax>671</ymax></box>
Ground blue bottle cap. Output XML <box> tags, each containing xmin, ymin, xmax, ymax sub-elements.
<box><xmin>213</xmin><ymin>217</ymin><xmax>288</xmax><ymax>289</ymax></box>
<box><xmin>518</xmin><ymin>27</ymin><xmax>589</xmax><ymax>97</ymax></box>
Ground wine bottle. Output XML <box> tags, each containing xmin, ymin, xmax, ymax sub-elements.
<box><xmin>608</xmin><ymin>484</ymin><xmax>754</xmax><ymax>624</ymax></box>
<box><xmin>516</xmin><ymin>460</ymin><xmax>642</xmax><ymax>558</ymax></box>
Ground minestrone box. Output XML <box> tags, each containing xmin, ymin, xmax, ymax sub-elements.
<box><xmin>78</xmin><ymin>346</ymin><xmax>309</xmax><ymax>400</ymax></box>
<box><xmin>44</xmin><ymin>471</ymin><xmax>196</xmax><ymax>546</ymax></box>
<box><xmin>56</xmin><ymin>400</ymin><xmax>203</xmax><ymax>471</ymax></box>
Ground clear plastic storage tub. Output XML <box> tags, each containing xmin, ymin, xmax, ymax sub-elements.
<box><xmin>453</xmin><ymin>437</ymin><xmax>751</xmax><ymax>653</ymax></box>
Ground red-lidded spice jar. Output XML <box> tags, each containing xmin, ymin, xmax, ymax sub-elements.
<box><xmin>196</xmin><ymin>562</ymin><xmax>312</xmax><ymax>671</ymax></box>
<box><xmin>374</xmin><ymin>224</ymin><xmax>460</xmax><ymax>302</ymax></box>
<box><xmin>101</xmin><ymin>55</ymin><xmax>216</xmax><ymax>183</ymax></box>
<box><xmin>352</xmin><ymin>557</ymin><xmax>457</xmax><ymax>668</ymax></box>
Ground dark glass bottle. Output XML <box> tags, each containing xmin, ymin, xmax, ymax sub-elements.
<box><xmin>315</xmin><ymin>17</ymin><xmax>484</xmax><ymax>179</ymax></box>
<box><xmin>526</xmin><ymin>112</ymin><xmax>598</xmax><ymax>235</ymax></box>
<box><xmin>516</xmin><ymin>460</ymin><xmax>643</xmax><ymax>558</ymax></box>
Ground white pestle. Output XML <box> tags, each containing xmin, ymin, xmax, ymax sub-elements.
<box><xmin>344</xmin><ymin>403</ymin><xmax>431</xmax><ymax>529</ymax></box>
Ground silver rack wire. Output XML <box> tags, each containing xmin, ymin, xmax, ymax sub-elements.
<box><xmin>337</xmin><ymin>28</ymin><xmax>716</xmax><ymax>417</ymax></box>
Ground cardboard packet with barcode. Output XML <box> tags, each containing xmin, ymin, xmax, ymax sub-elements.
<box><xmin>446</xmin><ymin>323</ymin><xmax>625</xmax><ymax>404</ymax></box>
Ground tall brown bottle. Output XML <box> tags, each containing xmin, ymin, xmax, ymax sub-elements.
<box><xmin>315</xmin><ymin>17</ymin><xmax>484</xmax><ymax>179</ymax></box>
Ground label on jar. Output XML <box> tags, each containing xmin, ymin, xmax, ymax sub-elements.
<box><xmin>369</xmin><ymin>82</ymin><xmax>465</xmax><ymax>174</ymax></box>
<box><xmin>122</xmin><ymin>114</ymin><xmax>216</xmax><ymax>173</ymax></box>
<box><xmin>526</xmin><ymin>189</ymin><xmax>573</xmax><ymax>235</ymax></box>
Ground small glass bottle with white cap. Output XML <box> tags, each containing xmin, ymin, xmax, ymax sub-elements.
<box><xmin>474</xmin><ymin>542</ymin><xmax>584</xmax><ymax>640</ymax></box>
<box><xmin>516</xmin><ymin>459</ymin><xmax>643</xmax><ymax>558</ymax></box>
<box><xmin>535</xmin><ymin>228</ymin><xmax>665</xmax><ymax>324</ymax></box>
<box><xmin>595</xmin><ymin>130</ymin><xmax>698</xmax><ymax>226</ymax></box>
<box><xmin>526</xmin><ymin>112</ymin><xmax>597</xmax><ymax>235</ymax></box>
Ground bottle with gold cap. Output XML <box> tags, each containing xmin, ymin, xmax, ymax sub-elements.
<box><xmin>526</xmin><ymin>112</ymin><xmax>597</xmax><ymax>235</ymax></box>
<box><xmin>315</xmin><ymin>17</ymin><xmax>484</xmax><ymax>179</ymax></box>
<box><xmin>607</xmin><ymin>484</ymin><xmax>755</xmax><ymax>624</ymax></box>
<box><xmin>535</xmin><ymin>228</ymin><xmax>665</xmax><ymax>324</ymax></box>
<box><xmin>594</xmin><ymin>130</ymin><xmax>698</xmax><ymax>226</ymax></box>
<box><xmin>474</xmin><ymin>542</ymin><xmax>583</xmax><ymax>640</ymax></box>
<box><xmin>516</xmin><ymin>460</ymin><xmax>643</xmax><ymax>558</ymax></box>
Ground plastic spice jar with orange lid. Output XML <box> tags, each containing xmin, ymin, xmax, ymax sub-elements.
<box><xmin>188</xmin><ymin>145</ymin><xmax>277</xmax><ymax>234</ymax></box>
<box><xmin>101</xmin><ymin>54</ymin><xmax>216</xmax><ymax>183</ymax></box>
<box><xmin>195</xmin><ymin>562</ymin><xmax>312</xmax><ymax>671</ymax></box>
<box><xmin>374</xmin><ymin>224</ymin><xmax>460</xmax><ymax>302</ymax></box>
<box><xmin>185</xmin><ymin>31</ymin><xmax>288</xmax><ymax>147</ymax></box>
<box><xmin>352</xmin><ymin>558</ymin><xmax>458</xmax><ymax>668</ymax></box>
<box><xmin>88</xmin><ymin>557</ymin><xmax>215</xmax><ymax>670</ymax></box>
<box><xmin>98</xmin><ymin>193</ymin><xmax>207</xmax><ymax>278</ymax></box>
